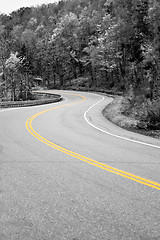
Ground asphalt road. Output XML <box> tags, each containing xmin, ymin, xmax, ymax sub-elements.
<box><xmin>0</xmin><ymin>90</ymin><xmax>160</xmax><ymax>240</ymax></box>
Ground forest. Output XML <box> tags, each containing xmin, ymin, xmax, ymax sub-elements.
<box><xmin>0</xmin><ymin>0</ymin><xmax>160</xmax><ymax>129</ymax></box>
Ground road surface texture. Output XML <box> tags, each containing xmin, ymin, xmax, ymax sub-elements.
<box><xmin>0</xmin><ymin>90</ymin><xmax>160</xmax><ymax>240</ymax></box>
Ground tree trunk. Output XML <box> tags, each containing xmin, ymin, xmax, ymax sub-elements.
<box><xmin>89</xmin><ymin>62</ymin><xmax>95</xmax><ymax>86</ymax></box>
<box><xmin>71</xmin><ymin>59</ymin><xmax>77</xmax><ymax>79</ymax></box>
<box><xmin>53</xmin><ymin>73</ymin><xmax>56</xmax><ymax>85</ymax></box>
<box><xmin>78</xmin><ymin>61</ymin><xmax>83</xmax><ymax>76</ymax></box>
<box><xmin>59</xmin><ymin>74</ymin><xmax>64</xmax><ymax>86</ymax></box>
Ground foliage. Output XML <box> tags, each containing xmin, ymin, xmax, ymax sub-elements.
<box><xmin>0</xmin><ymin>0</ymin><xmax>160</xmax><ymax>128</ymax></box>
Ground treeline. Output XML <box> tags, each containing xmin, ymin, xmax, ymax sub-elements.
<box><xmin>0</xmin><ymin>0</ymin><xmax>160</xmax><ymax>105</ymax></box>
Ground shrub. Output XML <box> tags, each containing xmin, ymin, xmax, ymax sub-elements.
<box><xmin>136</xmin><ymin>99</ymin><xmax>160</xmax><ymax>130</ymax></box>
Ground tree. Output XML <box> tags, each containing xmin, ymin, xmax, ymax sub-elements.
<box><xmin>5</xmin><ymin>52</ymin><xmax>20</xmax><ymax>101</ymax></box>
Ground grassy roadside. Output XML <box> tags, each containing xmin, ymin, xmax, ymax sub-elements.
<box><xmin>0</xmin><ymin>92</ymin><xmax>62</xmax><ymax>108</ymax></box>
<box><xmin>103</xmin><ymin>96</ymin><xmax>160</xmax><ymax>139</ymax></box>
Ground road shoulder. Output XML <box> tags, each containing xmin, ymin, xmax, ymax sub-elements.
<box><xmin>102</xmin><ymin>95</ymin><xmax>160</xmax><ymax>140</ymax></box>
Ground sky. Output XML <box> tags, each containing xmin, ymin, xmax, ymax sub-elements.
<box><xmin>0</xmin><ymin>0</ymin><xmax>59</xmax><ymax>15</ymax></box>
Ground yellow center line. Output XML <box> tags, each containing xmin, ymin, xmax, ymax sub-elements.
<box><xmin>26</xmin><ymin>93</ymin><xmax>160</xmax><ymax>191</ymax></box>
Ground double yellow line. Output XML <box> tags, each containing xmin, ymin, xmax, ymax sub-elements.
<box><xmin>26</xmin><ymin>93</ymin><xmax>160</xmax><ymax>191</ymax></box>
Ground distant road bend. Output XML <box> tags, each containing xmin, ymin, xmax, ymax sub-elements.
<box><xmin>1</xmin><ymin>90</ymin><xmax>160</xmax><ymax>240</ymax></box>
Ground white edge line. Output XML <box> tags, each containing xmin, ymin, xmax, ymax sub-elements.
<box><xmin>0</xmin><ymin>108</ymin><xmax>19</xmax><ymax>113</ymax></box>
<box><xmin>84</xmin><ymin>96</ymin><xmax>160</xmax><ymax>150</ymax></box>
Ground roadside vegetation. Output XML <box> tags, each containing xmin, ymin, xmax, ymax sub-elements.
<box><xmin>0</xmin><ymin>0</ymin><xmax>160</xmax><ymax>134</ymax></box>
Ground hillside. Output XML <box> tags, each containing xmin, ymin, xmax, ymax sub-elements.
<box><xmin>0</xmin><ymin>0</ymin><xmax>160</xmax><ymax>130</ymax></box>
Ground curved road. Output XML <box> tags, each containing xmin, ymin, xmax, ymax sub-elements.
<box><xmin>0</xmin><ymin>90</ymin><xmax>160</xmax><ymax>240</ymax></box>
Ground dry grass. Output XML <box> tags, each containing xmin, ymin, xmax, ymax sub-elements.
<box><xmin>103</xmin><ymin>96</ymin><xmax>138</xmax><ymax>128</ymax></box>
<box><xmin>103</xmin><ymin>96</ymin><xmax>160</xmax><ymax>139</ymax></box>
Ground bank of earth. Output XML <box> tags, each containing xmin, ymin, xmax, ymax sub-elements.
<box><xmin>103</xmin><ymin>95</ymin><xmax>160</xmax><ymax>140</ymax></box>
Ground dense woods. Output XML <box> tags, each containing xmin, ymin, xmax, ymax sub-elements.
<box><xmin>0</xmin><ymin>0</ymin><xmax>160</xmax><ymax>129</ymax></box>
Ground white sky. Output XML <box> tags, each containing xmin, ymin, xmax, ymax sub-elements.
<box><xmin>0</xmin><ymin>0</ymin><xmax>59</xmax><ymax>15</ymax></box>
